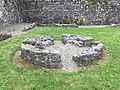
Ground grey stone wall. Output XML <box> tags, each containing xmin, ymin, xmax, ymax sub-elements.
<box><xmin>0</xmin><ymin>0</ymin><xmax>120</xmax><ymax>28</ymax></box>
<box><xmin>21</xmin><ymin>0</ymin><xmax>120</xmax><ymax>25</ymax></box>
<box><xmin>0</xmin><ymin>0</ymin><xmax>7</xmax><ymax>28</ymax></box>
<box><xmin>0</xmin><ymin>0</ymin><xmax>22</xmax><ymax>28</ymax></box>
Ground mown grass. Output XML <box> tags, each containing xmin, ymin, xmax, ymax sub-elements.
<box><xmin>0</xmin><ymin>27</ymin><xmax>120</xmax><ymax>90</ymax></box>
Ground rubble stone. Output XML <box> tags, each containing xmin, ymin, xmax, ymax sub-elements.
<box><xmin>23</xmin><ymin>35</ymin><xmax>54</xmax><ymax>47</ymax></box>
<box><xmin>21</xmin><ymin>35</ymin><xmax>62</xmax><ymax>68</ymax></box>
<box><xmin>1</xmin><ymin>0</ymin><xmax>120</xmax><ymax>28</ymax></box>
<box><xmin>72</xmin><ymin>42</ymin><xmax>103</xmax><ymax>66</ymax></box>
<box><xmin>0</xmin><ymin>33</ymin><xmax>12</xmax><ymax>41</ymax></box>
<box><xmin>21</xmin><ymin>34</ymin><xmax>103</xmax><ymax>69</ymax></box>
<box><xmin>62</xmin><ymin>34</ymin><xmax>94</xmax><ymax>47</ymax></box>
<box><xmin>22</xmin><ymin>23</ymin><xmax>37</xmax><ymax>32</ymax></box>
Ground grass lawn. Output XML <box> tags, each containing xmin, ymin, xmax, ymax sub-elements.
<box><xmin>0</xmin><ymin>27</ymin><xmax>120</xmax><ymax>90</ymax></box>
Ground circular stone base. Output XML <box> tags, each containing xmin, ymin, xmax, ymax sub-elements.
<box><xmin>21</xmin><ymin>34</ymin><xmax>103</xmax><ymax>71</ymax></box>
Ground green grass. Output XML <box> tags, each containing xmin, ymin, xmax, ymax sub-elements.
<box><xmin>0</xmin><ymin>27</ymin><xmax>120</xmax><ymax>90</ymax></box>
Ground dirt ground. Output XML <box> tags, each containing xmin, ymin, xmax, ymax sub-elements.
<box><xmin>0</xmin><ymin>23</ymin><xmax>109</xmax><ymax>36</ymax></box>
<box><xmin>0</xmin><ymin>23</ymin><xmax>31</xmax><ymax>36</ymax></box>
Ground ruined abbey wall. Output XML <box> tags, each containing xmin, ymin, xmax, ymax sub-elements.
<box><xmin>0</xmin><ymin>0</ymin><xmax>21</xmax><ymax>28</ymax></box>
<box><xmin>22</xmin><ymin>0</ymin><xmax>120</xmax><ymax>25</ymax></box>
<box><xmin>0</xmin><ymin>0</ymin><xmax>120</xmax><ymax>28</ymax></box>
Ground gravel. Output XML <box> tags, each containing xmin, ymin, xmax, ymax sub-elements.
<box><xmin>46</xmin><ymin>41</ymin><xmax>90</xmax><ymax>71</ymax></box>
<box><xmin>0</xmin><ymin>23</ymin><xmax>31</xmax><ymax>36</ymax></box>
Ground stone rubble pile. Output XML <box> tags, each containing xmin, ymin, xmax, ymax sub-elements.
<box><xmin>21</xmin><ymin>34</ymin><xmax>104</xmax><ymax>69</ymax></box>
<box><xmin>21</xmin><ymin>35</ymin><xmax>62</xmax><ymax>68</ymax></box>
<box><xmin>0</xmin><ymin>33</ymin><xmax>12</xmax><ymax>41</ymax></box>
<box><xmin>73</xmin><ymin>42</ymin><xmax>103</xmax><ymax>66</ymax></box>
<box><xmin>22</xmin><ymin>23</ymin><xmax>37</xmax><ymax>32</ymax></box>
<box><xmin>62</xmin><ymin>34</ymin><xmax>103</xmax><ymax>66</ymax></box>
<box><xmin>23</xmin><ymin>35</ymin><xmax>54</xmax><ymax>49</ymax></box>
<box><xmin>38</xmin><ymin>24</ymin><xmax>78</xmax><ymax>28</ymax></box>
<box><xmin>109</xmin><ymin>23</ymin><xmax>120</xmax><ymax>28</ymax></box>
<box><xmin>62</xmin><ymin>34</ymin><xmax>94</xmax><ymax>47</ymax></box>
<box><xmin>21</xmin><ymin>44</ymin><xmax>62</xmax><ymax>68</ymax></box>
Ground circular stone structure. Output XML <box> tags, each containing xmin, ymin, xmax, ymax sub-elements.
<box><xmin>21</xmin><ymin>34</ymin><xmax>103</xmax><ymax>70</ymax></box>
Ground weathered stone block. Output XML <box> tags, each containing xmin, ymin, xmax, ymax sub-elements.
<box><xmin>72</xmin><ymin>41</ymin><xmax>103</xmax><ymax>66</ymax></box>
<box><xmin>62</xmin><ymin>34</ymin><xmax>94</xmax><ymax>47</ymax></box>
<box><xmin>21</xmin><ymin>35</ymin><xmax>62</xmax><ymax>68</ymax></box>
<box><xmin>0</xmin><ymin>33</ymin><xmax>12</xmax><ymax>41</ymax></box>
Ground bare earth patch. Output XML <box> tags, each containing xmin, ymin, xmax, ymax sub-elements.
<box><xmin>0</xmin><ymin>23</ymin><xmax>37</xmax><ymax>36</ymax></box>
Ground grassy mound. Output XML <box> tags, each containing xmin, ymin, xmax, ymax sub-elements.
<box><xmin>0</xmin><ymin>27</ymin><xmax>120</xmax><ymax>90</ymax></box>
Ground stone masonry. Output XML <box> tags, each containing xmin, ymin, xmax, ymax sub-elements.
<box><xmin>21</xmin><ymin>35</ymin><xmax>62</xmax><ymax>68</ymax></box>
<box><xmin>0</xmin><ymin>33</ymin><xmax>12</xmax><ymax>41</ymax></box>
<box><xmin>62</xmin><ymin>34</ymin><xmax>94</xmax><ymax>47</ymax></box>
<box><xmin>21</xmin><ymin>34</ymin><xmax>103</xmax><ymax>69</ymax></box>
<box><xmin>72</xmin><ymin>41</ymin><xmax>103</xmax><ymax>66</ymax></box>
<box><xmin>1</xmin><ymin>0</ymin><xmax>120</xmax><ymax>28</ymax></box>
<box><xmin>0</xmin><ymin>0</ymin><xmax>22</xmax><ymax>29</ymax></box>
